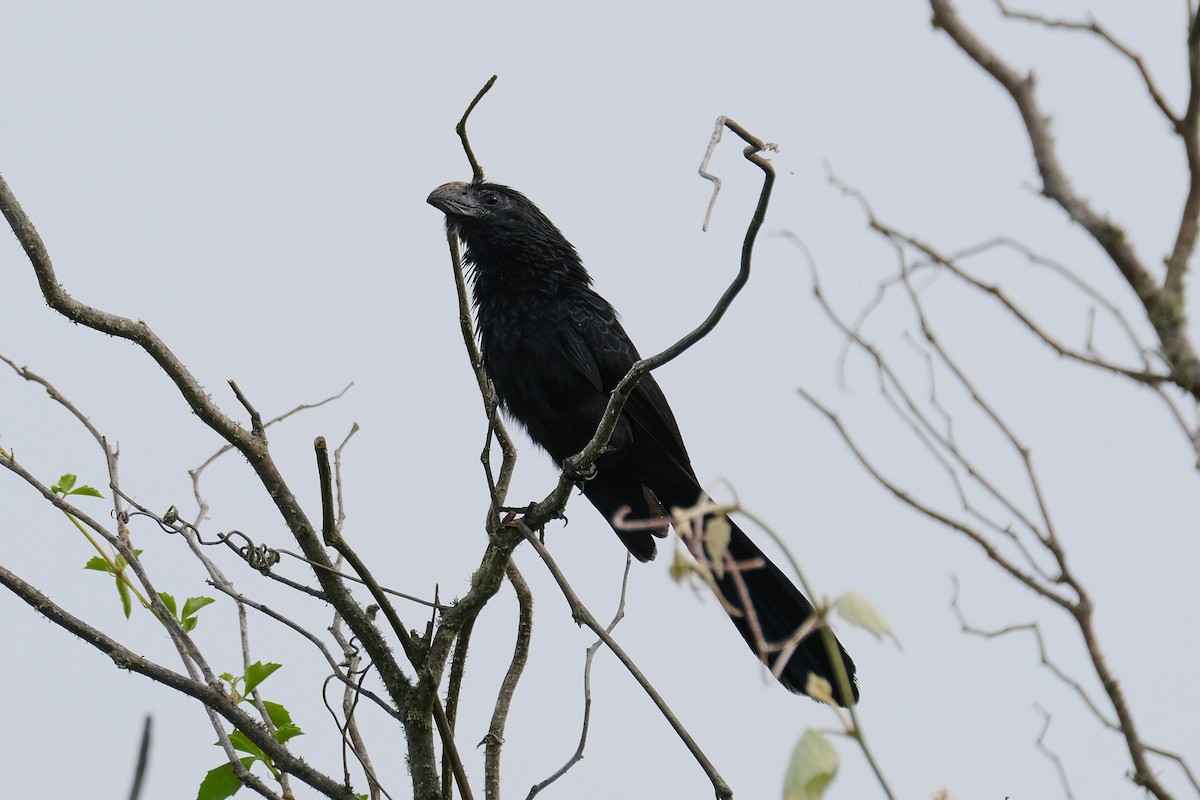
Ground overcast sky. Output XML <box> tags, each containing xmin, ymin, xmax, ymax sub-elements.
<box><xmin>2</xmin><ymin>2</ymin><xmax>1197</xmax><ymax>799</ymax></box>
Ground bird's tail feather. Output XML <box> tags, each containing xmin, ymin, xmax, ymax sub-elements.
<box><xmin>715</xmin><ymin>519</ymin><xmax>859</xmax><ymax>705</ymax></box>
<box><xmin>598</xmin><ymin>449</ymin><xmax>859</xmax><ymax>704</ymax></box>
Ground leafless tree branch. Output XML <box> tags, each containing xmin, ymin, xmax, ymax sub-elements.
<box><xmin>929</xmin><ymin>0</ymin><xmax>1200</xmax><ymax>403</ymax></box>
<box><xmin>518</xmin><ymin>522</ymin><xmax>732</xmax><ymax>800</ymax></box>
<box><xmin>526</xmin><ymin>555</ymin><xmax>632</xmax><ymax>800</ymax></box>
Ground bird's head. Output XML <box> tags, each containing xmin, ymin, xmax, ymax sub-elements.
<box><xmin>426</xmin><ymin>181</ymin><xmax>531</xmax><ymax>229</ymax></box>
<box><xmin>427</xmin><ymin>181</ymin><xmax>585</xmax><ymax>286</ymax></box>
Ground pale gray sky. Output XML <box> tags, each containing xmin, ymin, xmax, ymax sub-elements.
<box><xmin>2</xmin><ymin>2</ymin><xmax>1196</xmax><ymax>799</ymax></box>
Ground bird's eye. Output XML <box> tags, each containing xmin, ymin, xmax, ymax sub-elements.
<box><xmin>483</xmin><ymin>193</ymin><xmax>499</xmax><ymax>206</ymax></box>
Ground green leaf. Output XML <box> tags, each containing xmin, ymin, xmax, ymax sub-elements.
<box><xmin>704</xmin><ymin>514</ymin><xmax>731</xmax><ymax>580</ymax></box>
<box><xmin>783</xmin><ymin>730</ymin><xmax>839</xmax><ymax>800</ymax></box>
<box><xmin>196</xmin><ymin>757</ymin><xmax>257</xmax><ymax>800</ymax></box>
<box><xmin>111</xmin><ymin>549</ymin><xmax>142</xmax><ymax>574</ymax></box>
<box><xmin>84</xmin><ymin>556</ymin><xmax>114</xmax><ymax>573</ymax></box>
<box><xmin>68</xmin><ymin>484</ymin><xmax>103</xmax><ymax>498</ymax></box>
<box><xmin>219</xmin><ymin>672</ymin><xmax>236</xmax><ymax>684</ymax></box>
<box><xmin>835</xmin><ymin>592</ymin><xmax>897</xmax><ymax>645</ymax></box>
<box><xmin>261</xmin><ymin>701</ymin><xmax>292</xmax><ymax>728</ymax></box>
<box><xmin>243</xmin><ymin>662</ymin><xmax>282</xmax><ymax>694</ymax></box>
<box><xmin>273</xmin><ymin>722</ymin><xmax>304</xmax><ymax>744</ymax></box>
<box><xmin>227</xmin><ymin>730</ymin><xmax>266</xmax><ymax>759</ymax></box>
<box><xmin>117</xmin><ymin>577</ymin><xmax>133</xmax><ymax>619</ymax></box>
<box><xmin>803</xmin><ymin>674</ymin><xmax>836</xmax><ymax>707</ymax></box>
<box><xmin>183</xmin><ymin>596</ymin><xmax>216</xmax><ymax>619</ymax></box>
<box><xmin>668</xmin><ymin>541</ymin><xmax>695</xmax><ymax>583</ymax></box>
<box><xmin>183</xmin><ymin>617</ymin><xmax>199</xmax><ymax>633</ymax></box>
<box><xmin>159</xmin><ymin>592</ymin><xmax>178</xmax><ymax>616</ymax></box>
<box><xmin>53</xmin><ymin>473</ymin><xmax>77</xmax><ymax>494</ymax></box>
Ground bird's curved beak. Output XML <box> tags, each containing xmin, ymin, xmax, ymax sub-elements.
<box><xmin>427</xmin><ymin>181</ymin><xmax>478</xmax><ymax>218</ymax></box>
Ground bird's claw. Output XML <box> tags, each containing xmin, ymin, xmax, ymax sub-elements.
<box><xmin>561</xmin><ymin>458</ymin><xmax>597</xmax><ymax>484</ymax></box>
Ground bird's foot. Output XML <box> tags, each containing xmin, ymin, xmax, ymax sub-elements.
<box><xmin>497</xmin><ymin>504</ymin><xmax>569</xmax><ymax>528</ymax></box>
<box><xmin>560</xmin><ymin>457</ymin><xmax>597</xmax><ymax>484</ymax></box>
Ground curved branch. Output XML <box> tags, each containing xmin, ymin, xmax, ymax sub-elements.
<box><xmin>484</xmin><ymin>562</ymin><xmax>533</xmax><ymax>800</ymax></box>
<box><xmin>527</xmin><ymin>117</ymin><xmax>776</xmax><ymax>525</ymax></box>
<box><xmin>457</xmin><ymin>75</ymin><xmax>498</xmax><ymax>182</ymax></box>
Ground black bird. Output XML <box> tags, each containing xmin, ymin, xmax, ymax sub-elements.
<box><xmin>428</xmin><ymin>180</ymin><xmax>858</xmax><ymax>705</ymax></box>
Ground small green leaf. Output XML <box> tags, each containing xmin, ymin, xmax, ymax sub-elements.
<box><xmin>262</xmin><ymin>701</ymin><xmax>292</xmax><ymax>728</ymax></box>
<box><xmin>197</xmin><ymin>757</ymin><xmax>257</xmax><ymax>800</ymax></box>
<box><xmin>117</xmin><ymin>577</ymin><xmax>133</xmax><ymax>619</ymax></box>
<box><xmin>704</xmin><ymin>514</ymin><xmax>731</xmax><ymax>580</ymax></box>
<box><xmin>111</xmin><ymin>549</ymin><xmax>142</xmax><ymax>573</ymax></box>
<box><xmin>273</xmin><ymin>722</ymin><xmax>304</xmax><ymax>744</ymax></box>
<box><xmin>68</xmin><ymin>485</ymin><xmax>103</xmax><ymax>498</ymax></box>
<box><xmin>53</xmin><ymin>473</ymin><xmax>77</xmax><ymax>494</ymax></box>
<box><xmin>243</xmin><ymin>662</ymin><xmax>282</xmax><ymax>694</ymax></box>
<box><xmin>835</xmin><ymin>592</ymin><xmax>897</xmax><ymax>645</ymax></box>
<box><xmin>183</xmin><ymin>617</ymin><xmax>199</xmax><ymax>633</ymax></box>
<box><xmin>783</xmin><ymin>730</ymin><xmax>839</xmax><ymax>800</ymax></box>
<box><xmin>84</xmin><ymin>556</ymin><xmax>114</xmax><ymax>573</ymax></box>
<box><xmin>219</xmin><ymin>672</ymin><xmax>236</xmax><ymax>684</ymax></box>
<box><xmin>227</xmin><ymin>730</ymin><xmax>266</xmax><ymax>759</ymax></box>
<box><xmin>668</xmin><ymin>541</ymin><xmax>695</xmax><ymax>583</ymax></box>
<box><xmin>159</xmin><ymin>592</ymin><xmax>178</xmax><ymax>616</ymax></box>
<box><xmin>803</xmin><ymin>674</ymin><xmax>836</xmax><ymax>707</ymax></box>
<box><xmin>670</xmin><ymin>507</ymin><xmax>692</xmax><ymax>538</ymax></box>
<box><xmin>183</xmin><ymin>596</ymin><xmax>216</xmax><ymax>619</ymax></box>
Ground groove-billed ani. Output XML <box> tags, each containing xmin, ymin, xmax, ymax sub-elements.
<box><xmin>428</xmin><ymin>180</ymin><xmax>858</xmax><ymax>705</ymax></box>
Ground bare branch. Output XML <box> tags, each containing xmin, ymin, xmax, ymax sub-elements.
<box><xmin>457</xmin><ymin>75</ymin><xmax>498</xmax><ymax>182</ymax></box>
<box><xmin>519</xmin><ymin>522</ymin><xmax>732</xmax><ymax>800</ymax></box>
<box><xmin>1032</xmin><ymin>704</ymin><xmax>1076</xmax><ymax>800</ymax></box>
<box><xmin>527</xmin><ymin>555</ymin><xmax>633</xmax><ymax>800</ymax></box>
<box><xmin>993</xmin><ymin>0</ymin><xmax>1180</xmax><ymax>124</ymax></box>
<box><xmin>928</xmin><ymin>0</ymin><xmax>1200</xmax><ymax>400</ymax></box>
<box><xmin>950</xmin><ymin>577</ymin><xmax>1112</xmax><ymax>726</ymax></box>
<box><xmin>126</xmin><ymin>716</ymin><xmax>152</xmax><ymax>800</ymax></box>
<box><xmin>484</xmin><ymin>562</ymin><xmax>534</xmax><ymax>800</ymax></box>
<box><xmin>795</xmin><ymin>389</ymin><xmax>1072</xmax><ymax>609</ymax></box>
<box><xmin>189</xmin><ymin>382</ymin><xmax>354</xmax><ymax>507</ymax></box>
<box><xmin>519</xmin><ymin>117</ymin><xmax>776</xmax><ymax>530</ymax></box>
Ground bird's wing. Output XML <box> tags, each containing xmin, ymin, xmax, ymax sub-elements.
<box><xmin>562</xmin><ymin>292</ymin><xmax>692</xmax><ymax>467</ymax></box>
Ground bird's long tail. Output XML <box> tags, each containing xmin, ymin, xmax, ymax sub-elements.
<box><xmin>709</xmin><ymin>516</ymin><xmax>858</xmax><ymax>705</ymax></box>
<box><xmin>588</xmin><ymin>452</ymin><xmax>859</xmax><ymax>704</ymax></box>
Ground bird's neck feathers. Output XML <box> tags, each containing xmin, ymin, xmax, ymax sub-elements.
<box><xmin>458</xmin><ymin>219</ymin><xmax>593</xmax><ymax>302</ymax></box>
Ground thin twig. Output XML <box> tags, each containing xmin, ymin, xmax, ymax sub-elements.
<box><xmin>484</xmin><ymin>562</ymin><xmax>534</xmax><ymax>800</ymax></box>
<box><xmin>993</xmin><ymin>0</ymin><xmax>1179</xmax><ymax>124</ymax></box>
<box><xmin>520</xmin><ymin>117</ymin><xmax>777</xmax><ymax>531</ymax></box>
<box><xmin>126</xmin><ymin>716</ymin><xmax>153</xmax><ymax>800</ymax></box>
<box><xmin>519</xmin><ymin>523</ymin><xmax>732</xmax><ymax>800</ymax></box>
<box><xmin>1033</xmin><ymin>704</ymin><xmax>1077</xmax><ymax>800</ymax></box>
<box><xmin>526</xmin><ymin>555</ymin><xmax>633</xmax><ymax>800</ymax></box>
<box><xmin>457</xmin><ymin>76</ymin><xmax>498</xmax><ymax>182</ymax></box>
